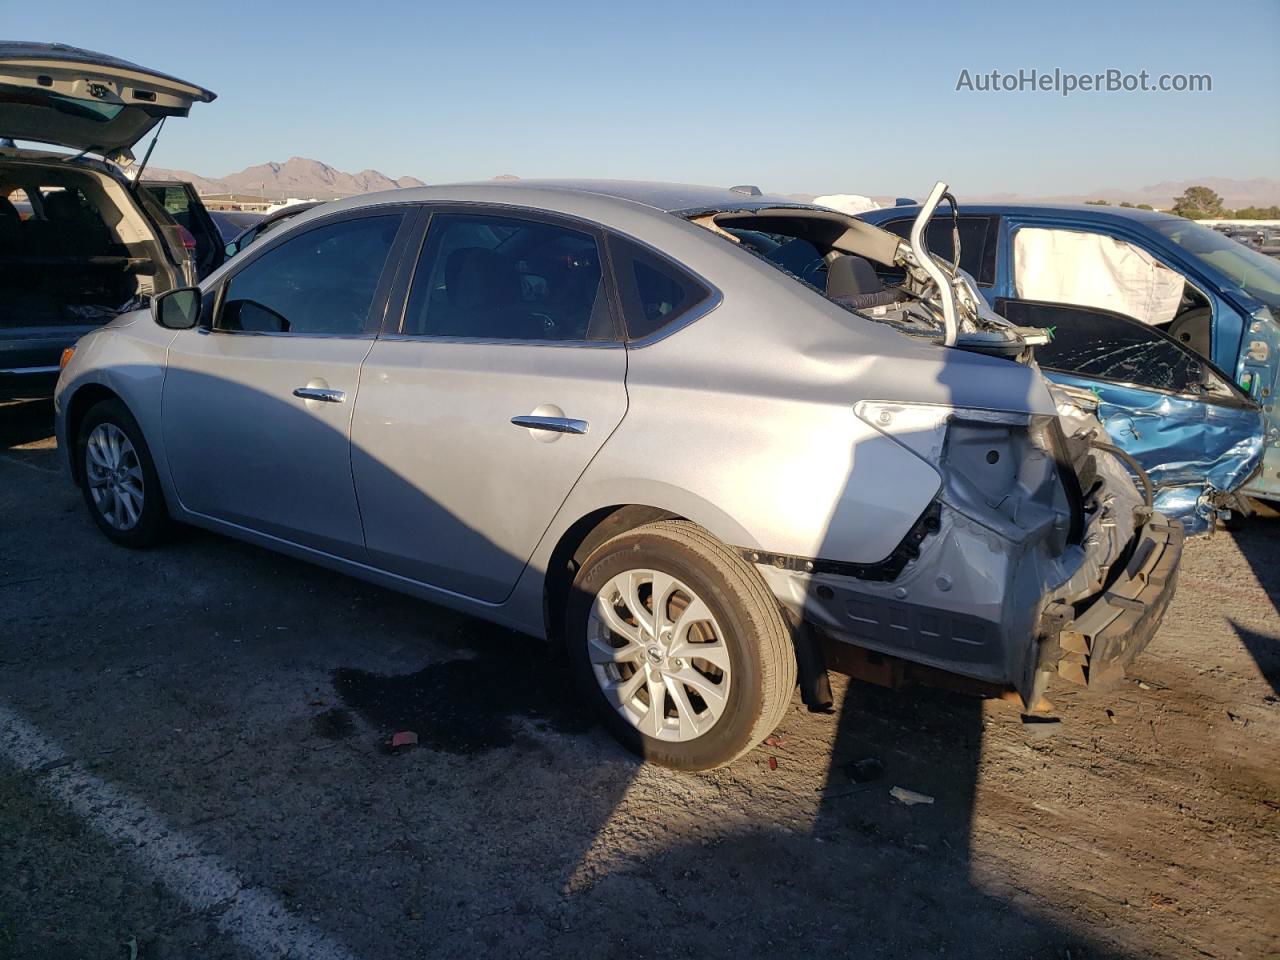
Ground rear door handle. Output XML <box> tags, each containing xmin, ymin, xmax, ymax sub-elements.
<box><xmin>293</xmin><ymin>387</ymin><xmax>346</xmax><ymax>403</ymax></box>
<box><xmin>510</xmin><ymin>415</ymin><xmax>589</xmax><ymax>435</ymax></box>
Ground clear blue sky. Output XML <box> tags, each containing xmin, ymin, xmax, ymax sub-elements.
<box><xmin>8</xmin><ymin>0</ymin><xmax>1278</xmax><ymax>196</ymax></box>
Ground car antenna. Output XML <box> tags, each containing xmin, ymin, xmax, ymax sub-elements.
<box><xmin>129</xmin><ymin>117</ymin><xmax>166</xmax><ymax>193</ymax></box>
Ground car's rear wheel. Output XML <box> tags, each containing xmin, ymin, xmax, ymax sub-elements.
<box><xmin>566</xmin><ymin>520</ymin><xmax>797</xmax><ymax>770</ymax></box>
<box><xmin>77</xmin><ymin>399</ymin><xmax>170</xmax><ymax>547</ymax></box>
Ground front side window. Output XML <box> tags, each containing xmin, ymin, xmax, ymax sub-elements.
<box><xmin>217</xmin><ymin>214</ymin><xmax>402</xmax><ymax>335</ymax></box>
<box><xmin>401</xmin><ymin>212</ymin><xmax>611</xmax><ymax>341</ymax></box>
<box><xmin>1012</xmin><ymin>227</ymin><xmax>1186</xmax><ymax>327</ymax></box>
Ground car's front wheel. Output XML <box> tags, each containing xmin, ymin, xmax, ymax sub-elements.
<box><xmin>77</xmin><ymin>399</ymin><xmax>170</xmax><ymax>548</ymax></box>
<box><xmin>566</xmin><ymin>520</ymin><xmax>797</xmax><ymax>770</ymax></box>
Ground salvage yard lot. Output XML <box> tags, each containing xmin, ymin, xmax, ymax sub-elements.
<box><xmin>1</xmin><ymin>397</ymin><xmax>1277</xmax><ymax>960</ymax></box>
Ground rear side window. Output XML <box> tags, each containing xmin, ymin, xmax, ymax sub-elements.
<box><xmin>882</xmin><ymin>215</ymin><xmax>1000</xmax><ymax>285</ymax></box>
<box><xmin>401</xmin><ymin>212</ymin><xmax>613</xmax><ymax>342</ymax></box>
<box><xmin>217</xmin><ymin>214</ymin><xmax>402</xmax><ymax>335</ymax></box>
<box><xmin>145</xmin><ymin>184</ymin><xmax>194</xmax><ymax>228</ymax></box>
<box><xmin>609</xmin><ymin>235</ymin><xmax>712</xmax><ymax>341</ymax></box>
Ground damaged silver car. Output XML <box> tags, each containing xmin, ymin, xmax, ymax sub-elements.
<box><xmin>55</xmin><ymin>178</ymin><xmax>1183</xmax><ymax>769</ymax></box>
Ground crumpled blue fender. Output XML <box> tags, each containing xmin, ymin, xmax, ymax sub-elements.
<box><xmin>1045</xmin><ymin>372</ymin><xmax>1265</xmax><ymax>534</ymax></box>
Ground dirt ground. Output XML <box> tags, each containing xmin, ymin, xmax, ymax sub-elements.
<box><xmin>1</xmin><ymin>396</ymin><xmax>1277</xmax><ymax>960</ymax></box>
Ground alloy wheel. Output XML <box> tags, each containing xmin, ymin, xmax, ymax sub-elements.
<box><xmin>587</xmin><ymin>569</ymin><xmax>732</xmax><ymax>742</ymax></box>
<box><xmin>85</xmin><ymin>422</ymin><xmax>145</xmax><ymax>531</ymax></box>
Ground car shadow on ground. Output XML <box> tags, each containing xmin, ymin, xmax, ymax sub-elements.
<box><xmin>1</xmin><ymin>395</ymin><xmax>1145</xmax><ymax>958</ymax></box>
<box><xmin>1226</xmin><ymin>504</ymin><xmax>1280</xmax><ymax>695</ymax></box>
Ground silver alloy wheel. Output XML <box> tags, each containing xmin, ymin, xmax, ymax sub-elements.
<box><xmin>587</xmin><ymin>569</ymin><xmax>732</xmax><ymax>742</ymax></box>
<box><xmin>85</xmin><ymin>423</ymin><xmax>145</xmax><ymax>531</ymax></box>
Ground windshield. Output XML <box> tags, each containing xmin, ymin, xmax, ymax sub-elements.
<box><xmin>1149</xmin><ymin>218</ymin><xmax>1280</xmax><ymax>310</ymax></box>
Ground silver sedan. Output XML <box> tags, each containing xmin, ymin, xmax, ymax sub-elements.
<box><xmin>55</xmin><ymin>180</ymin><xmax>1183</xmax><ymax>769</ymax></box>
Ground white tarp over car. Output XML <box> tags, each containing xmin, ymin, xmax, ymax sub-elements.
<box><xmin>1014</xmin><ymin>226</ymin><xmax>1184</xmax><ymax>327</ymax></box>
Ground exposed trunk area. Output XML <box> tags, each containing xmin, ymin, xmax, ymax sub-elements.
<box><xmin>0</xmin><ymin>160</ymin><xmax>172</xmax><ymax>334</ymax></box>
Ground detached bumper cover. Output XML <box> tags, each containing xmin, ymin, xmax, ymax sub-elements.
<box><xmin>1043</xmin><ymin>518</ymin><xmax>1183</xmax><ymax>689</ymax></box>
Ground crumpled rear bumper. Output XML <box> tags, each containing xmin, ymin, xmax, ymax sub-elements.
<box><xmin>1040</xmin><ymin>517</ymin><xmax>1183</xmax><ymax>689</ymax></box>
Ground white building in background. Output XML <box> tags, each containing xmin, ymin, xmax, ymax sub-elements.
<box><xmin>263</xmin><ymin>197</ymin><xmax>323</xmax><ymax>214</ymax></box>
<box><xmin>811</xmin><ymin>194</ymin><xmax>881</xmax><ymax>216</ymax></box>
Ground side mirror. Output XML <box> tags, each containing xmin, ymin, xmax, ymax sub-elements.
<box><xmin>153</xmin><ymin>287</ymin><xmax>202</xmax><ymax>330</ymax></box>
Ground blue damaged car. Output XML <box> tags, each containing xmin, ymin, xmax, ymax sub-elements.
<box><xmin>860</xmin><ymin>203</ymin><xmax>1274</xmax><ymax>534</ymax></box>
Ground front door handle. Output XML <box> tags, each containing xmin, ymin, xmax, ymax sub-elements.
<box><xmin>510</xmin><ymin>415</ymin><xmax>588</xmax><ymax>435</ymax></box>
<box><xmin>293</xmin><ymin>386</ymin><xmax>346</xmax><ymax>403</ymax></box>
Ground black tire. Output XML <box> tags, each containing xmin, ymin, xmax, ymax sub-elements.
<box><xmin>566</xmin><ymin>520</ymin><xmax>797</xmax><ymax>770</ymax></box>
<box><xmin>76</xmin><ymin>399</ymin><xmax>171</xmax><ymax>548</ymax></box>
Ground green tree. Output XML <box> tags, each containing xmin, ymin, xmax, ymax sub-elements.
<box><xmin>1136</xmin><ymin>204</ymin><xmax>1154</xmax><ymax>210</ymax></box>
<box><xmin>1085</xmin><ymin>199</ymin><xmax>1111</xmax><ymax>205</ymax></box>
<box><xmin>1171</xmin><ymin>185</ymin><xmax>1225</xmax><ymax>219</ymax></box>
<box><xmin>1119</xmin><ymin>201</ymin><xmax>1135</xmax><ymax>208</ymax></box>
<box><xmin>1232</xmin><ymin>205</ymin><xmax>1280</xmax><ymax>219</ymax></box>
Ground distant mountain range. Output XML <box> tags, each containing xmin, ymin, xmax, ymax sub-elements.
<box><xmin>141</xmin><ymin>159</ymin><xmax>1279</xmax><ymax>212</ymax></box>
<box><xmin>965</xmin><ymin>177</ymin><xmax>1280</xmax><ymax>211</ymax></box>
<box><xmin>143</xmin><ymin>156</ymin><xmax>427</xmax><ymax>199</ymax></box>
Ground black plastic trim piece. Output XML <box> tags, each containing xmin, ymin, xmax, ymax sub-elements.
<box><xmin>741</xmin><ymin>501</ymin><xmax>942</xmax><ymax>583</ymax></box>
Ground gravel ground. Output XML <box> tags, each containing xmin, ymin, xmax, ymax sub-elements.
<box><xmin>1</xmin><ymin>396</ymin><xmax>1277</xmax><ymax>960</ymax></box>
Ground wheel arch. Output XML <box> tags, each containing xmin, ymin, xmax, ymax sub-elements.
<box><xmin>542</xmin><ymin>504</ymin><xmax>684</xmax><ymax>642</ymax></box>
<box><xmin>64</xmin><ymin>382</ymin><xmax>125</xmax><ymax>485</ymax></box>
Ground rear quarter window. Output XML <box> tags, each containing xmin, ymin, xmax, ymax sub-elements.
<box><xmin>607</xmin><ymin>235</ymin><xmax>713</xmax><ymax>341</ymax></box>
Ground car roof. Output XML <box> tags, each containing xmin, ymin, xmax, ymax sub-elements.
<box><xmin>409</xmin><ymin>179</ymin><xmax>812</xmax><ymax>215</ymax></box>
<box><xmin>863</xmin><ymin>202</ymin><xmax>1181</xmax><ymax>226</ymax></box>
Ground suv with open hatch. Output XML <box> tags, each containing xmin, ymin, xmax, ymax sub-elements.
<box><xmin>0</xmin><ymin>42</ymin><xmax>220</xmax><ymax>395</ymax></box>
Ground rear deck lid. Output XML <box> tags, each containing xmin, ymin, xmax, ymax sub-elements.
<box><xmin>0</xmin><ymin>42</ymin><xmax>215</xmax><ymax>154</ymax></box>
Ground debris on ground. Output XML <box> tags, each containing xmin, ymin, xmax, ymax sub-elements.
<box><xmin>842</xmin><ymin>757</ymin><xmax>884</xmax><ymax>783</ymax></box>
<box><xmin>389</xmin><ymin>731</ymin><xmax>419</xmax><ymax>750</ymax></box>
<box><xmin>1021</xmin><ymin>714</ymin><xmax>1063</xmax><ymax>740</ymax></box>
<box><xmin>768</xmin><ymin>756</ymin><xmax>778</xmax><ymax>771</ymax></box>
<box><xmin>125</xmin><ymin>937</ymin><xmax>138</xmax><ymax>960</ymax></box>
<box><xmin>889</xmin><ymin>786</ymin><xmax>934</xmax><ymax>806</ymax></box>
<box><xmin>763</xmin><ymin>735</ymin><xmax>790</xmax><ymax>747</ymax></box>
<box><xmin>1106</xmin><ymin>709</ymin><xmax>1118</xmax><ymax>724</ymax></box>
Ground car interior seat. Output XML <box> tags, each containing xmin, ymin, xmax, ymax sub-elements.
<box><xmin>825</xmin><ymin>254</ymin><xmax>904</xmax><ymax>309</ymax></box>
<box><xmin>443</xmin><ymin>246</ymin><xmax>543</xmax><ymax>339</ymax></box>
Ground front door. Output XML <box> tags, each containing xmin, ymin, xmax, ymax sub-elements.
<box><xmin>352</xmin><ymin>208</ymin><xmax>628</xmax><ymax>602</ymax></box>
<box><xmin>996</xmin><ymin>297</ymin><xmax>1264</xmax><ymax>525</ymax></box>
<box><xmin>162</xmin><ymin>210</ymin><xmax>409</xmax><ymax>557</ymax></box>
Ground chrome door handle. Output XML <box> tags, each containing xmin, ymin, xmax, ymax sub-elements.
<box><xmin>293</xmin><ymin>387</ymin><xmax>346</xmax><ymax>403</ymax></box>
<box><xmin>510</xmin><ymin>415</ymin><xmax>589</xmax><ymax>435</ymax></box>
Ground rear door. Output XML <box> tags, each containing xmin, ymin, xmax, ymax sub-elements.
<box><xmin>162</xmin><ymin>208</ymin><xmax>412</xmax><ymax>557</ymax></box>
<box><xmin>351</xmin><ymin>206</ymin><xmax>628</xmax><ymax>602</ymax></box>
<box><xmin>141</xmin><ymin>181</ymin><xmax>224</xmax><ymax>278</ymax></box>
